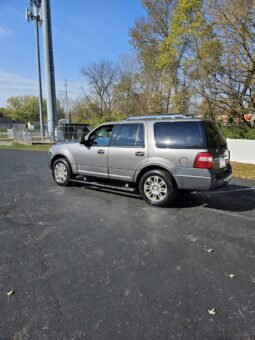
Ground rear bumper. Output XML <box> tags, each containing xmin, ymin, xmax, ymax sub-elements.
<box><xmin>174</xmin><ymin>164</ymin><xmax>232</xmax><ymax>191</ymax></box>
<box><xmin>210</xmin><ymin>165</ymin><xmax>232</xmax><ymax>189</ymax></box>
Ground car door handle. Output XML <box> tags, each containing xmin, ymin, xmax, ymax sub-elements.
<box><xmin>135</xmin><ymin>151</ymin><xmax>144</xmax><ymax>156</ymax></box>
<box><xmin>97</xmin><ymin>149</ymin><xmax>105</xmax><ymax>154</ymax></box>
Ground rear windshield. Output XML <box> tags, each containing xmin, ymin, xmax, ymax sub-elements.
<box><xmin>154</xmin><ymin>121</ymin><xmax>206</xmax><ymax>149</ymax></box>
<box><xmin>204</xmin><ymin>121</ymin><xmax>226</xmax><ymax>149</ymax></box>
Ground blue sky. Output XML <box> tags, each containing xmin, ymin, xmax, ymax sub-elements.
<box><xmin>0</xmin><ymin>0</ymin><xmax>145</xmax><ymax>107</ymax></box>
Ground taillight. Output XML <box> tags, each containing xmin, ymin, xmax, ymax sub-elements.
<box><xmin>194</xmin><ymin>152</ymin><xmax>213</xmax><ymax>169</ymax></box>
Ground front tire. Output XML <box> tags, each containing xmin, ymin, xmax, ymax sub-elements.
<box><xmin>52</xmin><ymin>158</ymin><xmax>71</xmax><ymax>186</ymax></box>
<box><xmin>139</xmin><ymin>169</ymin><xmax>177</xmax><ymax>207</ymax></box>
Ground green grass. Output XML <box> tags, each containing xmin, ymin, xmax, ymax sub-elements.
<box><xmin>231</xmin><ymin>161</ymin><xmax>255</xmax><ymax>180</ymax></box>
<box><xmin>0</xmin><ymin>142</ymin><xmax>51</xmax><ymax>152</ymax></box>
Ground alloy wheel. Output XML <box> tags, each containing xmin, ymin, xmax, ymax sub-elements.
<box><xmin>144</xmin><ymin>175</ymin><xmax>167</xmax><ymax>202</ymax></box>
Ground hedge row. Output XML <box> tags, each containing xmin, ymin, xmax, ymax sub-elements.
<box><xmin>221</xmin><ymin>125</ymin><xmax>255</xmax><ymax>139</ymax></box>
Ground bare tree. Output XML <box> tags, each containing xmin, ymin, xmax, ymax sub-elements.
<box><xmin>193</xmin><ymin>0</ymin><xmax>255</xmax><ymax>124</ymax></box>
<box><xmin>114</xmin><ymin>54</ymin><xmax>141</xmax><ymax>116</ymax></box>
<box><xmin>130</xmin><ymin>0</ymin><xmax>177</xmax><ymax>113</ymax></box>
<box><xmin>81</xmin><ymin>61</ymin><xmax>117</xmax><ymax>117</ymax></box>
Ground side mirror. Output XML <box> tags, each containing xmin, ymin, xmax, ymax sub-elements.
<box><xmin>79</xmin><ymin>134</ymin><xmax>89</xmax><ymax>145</ymax></box>
<box><xmin>84</xmin><ymin>139</ymin><xmax>92</xmax><ymax>146</ymax></box>
<box><xmin>79</xmin><ymin>134</ymin><xmax>85</xmax><ymax>144</ymax></box>
<box><xmin>80</xmin><ymin>134</ymin><xmax>93</xmax><ymax>146</ymax></box>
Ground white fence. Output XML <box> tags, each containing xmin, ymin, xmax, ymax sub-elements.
<box><xmin>227</xmin><ymin>138</ymin><xmax>255</xmax><ymax>164</ymax></box>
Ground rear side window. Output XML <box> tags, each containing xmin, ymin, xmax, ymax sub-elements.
<box><xmin>154</xmin><ymin>121</ymin><xmax>206</xmax><ymax>149</ymax></box>
<box><xmin>204</xmin><ymin>121</ymin><xmax>226</xmax><ymax>149</ymax></box>
<box><xmin>111</xmin><ymin>123</ymin><xmax>144</xmax><ymax>147</ymax></box>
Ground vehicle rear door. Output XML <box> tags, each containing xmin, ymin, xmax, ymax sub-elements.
<box><xmin>204</xmin><ymin>121</ymin><xmax>230</xmax><ymax>170</ymax></box>
<box><xmin>108</xmin><ymin>122</ymin><xmax>148</xmax><ymax>181</ymax></box>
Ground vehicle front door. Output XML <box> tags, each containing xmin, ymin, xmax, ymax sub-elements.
<box><xmin>108</xmin><ymin>123</ymin><xmax>148</xmax><ymax>181</ymax></box>
<box><xmin>76</xmin><ymin>124</ymin><xmax>115</xmax><ymax>178</ymax></box>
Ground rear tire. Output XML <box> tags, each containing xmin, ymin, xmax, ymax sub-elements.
<box><xmin>139</xmin><ymin>169</ymin><xmax>177</xmax><ymax>207</ymax></box>
<box><xmin>52</xmin><ymin>158</ymin><xmax>71</xmax><ymax>186</ymax></box>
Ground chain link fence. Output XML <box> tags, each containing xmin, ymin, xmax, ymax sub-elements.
<box><xmin>0</xmin><ymin>128</ymin><xmax>9</xmax><ymax>139</ymax></box>
<box><xmin>55</xmin><ymin>123</ymin><xmax>91</xmax><ymax>142</ymax></box>
<box><xmin>0</xmin><ymin>123</ymin><xmax>91</xmax><ymax>144</ymax></box>
<box><xmin>13</xmin><ymin>126</ymin><xmax>33</xmax><ymax>144</ymax></box>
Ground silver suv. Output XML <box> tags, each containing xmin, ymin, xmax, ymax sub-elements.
<box><xmin>48</xmin><ymin>115</ymin><xmax>232</xmax><ymax>206</ymax></box>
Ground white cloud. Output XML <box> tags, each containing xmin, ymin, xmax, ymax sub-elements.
<box><xmin>0</xmin><ymin>25</ymin><xmax>13</xmax><ymax>38</ymax></box>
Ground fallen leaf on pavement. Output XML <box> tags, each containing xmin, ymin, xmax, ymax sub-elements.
<box><xmin>226</xmin><ymin>273</ymin><xmax>237</xmax><ymax>279</ymax></box>
<box><xmin>208</xmin><ymin>308</ymin><xmax>216</xmax><ymax>315</ymax></box>
<box><xmin>7</xmin><ymin>290</ymin><xmax>15</xmax><ymax>296</ymax></box>
<box><xmin>207</xmin><ymin>248</ymin><xmax>214</xmax><ymax>253</ymax></box>
<box><xmin>250</xmin><ymin>276</ymin><xmax>255</xmax><ymax>284</ymax></box>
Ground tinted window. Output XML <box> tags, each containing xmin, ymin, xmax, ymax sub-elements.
<box><xmin>204</xmin><ymin>121</ymin><xmax>227</xmax><ymax>149</ymax></box>
<box><xmin>154</xmin><ymin>121</ymin><xmax>205</xmax><ymax>149</ymax></box>
<box><xmin>90</xmin><ymin>125</ymin><xmax>114</xmax><ymax>146</ymax></box>
<box><xmin>112</xmin><ymin>123</ymin><xmax>144</xmax><ymax>147</ymax></box>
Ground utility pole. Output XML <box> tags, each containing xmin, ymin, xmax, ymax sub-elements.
<box><xmin>64</xmin><ymin>78</ymin><xmax>69</xmax><ymax>123</ymax></box>
<box><xmin>26</xmin><ymin>0</ymin><xmax>44</xmax><ymax>139</ymax></box>
<box><xmin>41</xmin><ymin>0</ymin><xmax>57</xmax><ymax>140</ymax></box>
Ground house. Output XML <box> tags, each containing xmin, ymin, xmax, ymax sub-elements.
<box><xmin>0</xmin><ymin>113</ymin><xmax>13</xmax><ymax>128</ymax></box>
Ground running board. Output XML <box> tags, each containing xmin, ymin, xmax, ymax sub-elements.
<box><xmin>70</xmin><ymin>178</ymin><xmax>136</xmax><ymax>192</ymax></box>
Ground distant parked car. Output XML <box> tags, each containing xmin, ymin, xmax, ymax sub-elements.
<box><xmin>48</xmin><ymin>114</ymin><xmax>232</xmax><ymax>206</ymax></box>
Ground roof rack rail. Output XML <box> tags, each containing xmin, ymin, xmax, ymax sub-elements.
<box><xmin>124</xmin><ymin>114</ymin><xmax>192</xmax><ymax>121</ymax></box>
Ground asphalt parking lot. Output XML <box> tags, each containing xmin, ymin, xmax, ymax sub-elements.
<box><xmin>0</xmin><ymin>150</ymin><xmax>254</xmax><ymax>339</ymax></box>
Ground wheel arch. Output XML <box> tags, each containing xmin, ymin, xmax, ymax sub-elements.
<box><xmin>135</xmin><ymin>165</ymin><xmax>178</xmax><ymax>188</ymax></box>
<box><xmin>51</xmin><ymin>154</ymin><xmax>72</xmax><ymax>170</ymax></box>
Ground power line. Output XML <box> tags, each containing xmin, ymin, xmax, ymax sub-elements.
<box><xmin>0</xmin><ymin>83</ymin><xmax>80</xmax><ymax>91</ymax></box>
<box><xmin>0</xmin><ymin>88</ymin><xmax>40</xmax><ymax>92</ymax></box>
<box><xmin>0</xmin><ymin>81</ymin><xmax>37</xmax><ymax>85</ymax></box>
<box><xmin>0</xmin><ymin>87</ymin><xmax>81</xmax><ymax>97</ymax></box>
<box><xmin>0</xmin><ymin>80</ymin><xmax>84</xmax><ymax>91</ymax></box>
